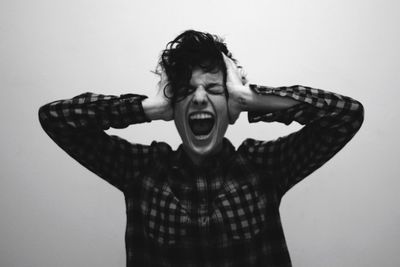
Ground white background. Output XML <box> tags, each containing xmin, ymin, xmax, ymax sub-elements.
<box><xmin>1</xmin><ymin>0</ymin><xmax>399</xmax><ymax>266</ymax></box>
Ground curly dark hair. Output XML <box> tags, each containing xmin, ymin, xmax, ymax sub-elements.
<box><xmin>157</xmin><ymin>30</ymin><xmax>236</xmax><ymax>104</ymax></box>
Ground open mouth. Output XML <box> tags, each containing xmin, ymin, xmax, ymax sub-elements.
<box><xmin>188</xmin><ymin>112</ymin><xmax>215</xmax><ymax>138</ymax></box>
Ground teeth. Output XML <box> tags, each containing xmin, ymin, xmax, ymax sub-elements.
<box><xmin>196</xmin><ymin>135</ymin><xmax>209</xmax><ymax>140</ymax></box>
<box><xmin>189</xmin><ymin>113</ymin><xmax>213</xmax><ymax>119</ymax></box>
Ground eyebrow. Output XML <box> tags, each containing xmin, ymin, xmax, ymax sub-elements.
<box><xmin>205</xmin><ymin>82</ymin><xmax>223</xmax><ymax>88</ymax></box>
<box><xmin>188</xmin><ymin>82</ymin><xmax>223</xmax><ymax>89</ymax></box>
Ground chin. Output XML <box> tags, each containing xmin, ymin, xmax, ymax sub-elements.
<box><xmin>185</xmin><ymin>135</ymin><xmax>222</xmax><ymax>157</ymax></box>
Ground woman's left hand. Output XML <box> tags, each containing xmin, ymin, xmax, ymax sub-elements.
<box><xmin>222</xmin><ymin>53</ymin><xmax>252</xmax><ymax>124</ymax></box>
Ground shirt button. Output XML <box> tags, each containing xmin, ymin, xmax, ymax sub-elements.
<box><xmin>199</xmin><ymin>217</ymin><xmax>209</xmax><ymax>226</ymax></box>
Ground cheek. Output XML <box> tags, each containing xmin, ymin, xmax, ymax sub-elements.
<box><xmin>214</xmin><ymin>97</ymin><xmax>228</xmax><ymax>117</ymax></box>
<box><xmin>173</xmin><ymin>102</ymin><xmax>188</xmax><ymax>137</ymax></box>
<box><xmin>212</xmin><ymin>97</ymin><xmax>229</xmax><ymax>132</ymax></box>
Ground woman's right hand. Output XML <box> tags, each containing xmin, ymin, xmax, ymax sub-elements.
<box><xmin>142</xmin><ymin>72</ymin><xmax>174</xmax><ymax>121</ymax></box>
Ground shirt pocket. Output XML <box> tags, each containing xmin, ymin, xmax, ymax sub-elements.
<box><xmin>213</xmin><ymin>182</ymin><xmax>267</xmax><ymax>241</ymax></box>
<box><xmin>144</xmin><ymin>185</ymin><xmax>189</xmax><ymax>246</ymax></box>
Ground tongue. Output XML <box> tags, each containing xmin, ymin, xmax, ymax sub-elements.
<box><xmin>189</xmin><ymin>119</ymin><xmax>214</xmax><ymax>136</ymax></box>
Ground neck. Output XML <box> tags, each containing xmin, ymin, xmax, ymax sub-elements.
<box><xmin>183</xmin><ymin>142</ymin><xmax>224</xmax><ymax>166</ymax></box>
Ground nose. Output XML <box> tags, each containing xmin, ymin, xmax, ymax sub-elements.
<box><xmin>191</xmin><ymin>87</ymin><xmax>208</xmax><ymax>106</ymax></box>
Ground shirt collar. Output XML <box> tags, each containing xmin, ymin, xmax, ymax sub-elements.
<box><xmin>171</xmin><ymin>138</ymin><xmax>236</xmax><ymax>174</ymax></box>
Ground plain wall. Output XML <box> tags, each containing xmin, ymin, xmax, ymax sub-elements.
<box><xmin>1</xmin><ymin>0</ymin><xmax>399</xmax><ymax>266</ymax></box>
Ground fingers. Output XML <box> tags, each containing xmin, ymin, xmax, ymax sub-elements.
<box><xmin>158</xmin><ymin>71</ymin><xmax>171</xmax><ymax>96</ymax></box>
<box><xmin>159</xmin><ymin>71</ymin><xmax>168</xmax><ymax>86</ymax></box>
<box><xmin>222</xmin><ymin>53</ymin><xmax>238</xmax><ymax>78</ymax></box>
<box><xmin>222</xmin><ymin>53</ymin><xmax>248</xmax><ymax>85</ymax></box>
<box><xmin>238</xmin><ymin>66</ymin><xmax>248</xmax><ymax>85</ymax></box>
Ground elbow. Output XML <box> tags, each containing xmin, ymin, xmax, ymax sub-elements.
<box><xmin>38</xmin><ymin>103</ymin><xmax>53</xmax><ymax>131</ymax></box>
<box><xmin>350</xmin><ymin>100</ymin><xmax>365</xmax><ymax>133</ymax></box>
<box><xmin>38</xmin><ymin>104</ymin><xmax>48</xmax><ymax>122</ymax></box>
<box><xmin>38</xmin><ymin>104</ymin><xmax>46</xmax><ymax>124</ymax></box>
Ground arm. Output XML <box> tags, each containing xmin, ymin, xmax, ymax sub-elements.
<box><xmin>223</xmin><ymin>55</ymin><xmax>364</xmax><ymax>197</ymax></box>
<box><xmin>39</xmin><ymin>88</ymin><xmax>173</xmax><ymax>192</ymax></box>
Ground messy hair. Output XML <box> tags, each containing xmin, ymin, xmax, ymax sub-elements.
<box><xmin>156</xmin><ymin>30</ymin><xmax>236</xmax><ymax>104</ymax></box>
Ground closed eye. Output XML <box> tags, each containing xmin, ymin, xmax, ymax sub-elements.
<box><xmin>206</xmin><ymin>83</ymin><xmax>224</xmax><ymax>94</ymax></box>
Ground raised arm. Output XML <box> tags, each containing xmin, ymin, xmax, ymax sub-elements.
<box><xmin>223</xmin><ymin>55</ymin><xmax>364</xmax><ymax>197</ymax></box>
<box><xmin>39</xmin><ymin>88</ymin><xmax>173</xmax><ymax>192</ymax></box>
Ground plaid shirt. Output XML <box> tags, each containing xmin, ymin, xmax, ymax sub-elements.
<box><xmin>39</xmin><ymin>84</ymin><xmax>364</xmax><ymax>267</ymax></box>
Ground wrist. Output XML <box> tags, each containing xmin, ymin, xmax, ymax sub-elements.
<box><xmin>229</xmin><ymin>84</ymin><xmax>254</xmax><ymax>112</ymax></box>
<box><xmin>142</xmin><ymin>97</ymin><xmax>172</xmax><ymax>121</ymax></box>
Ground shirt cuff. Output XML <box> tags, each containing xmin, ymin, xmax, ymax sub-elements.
<box><xmin>119</xmin><ymin>93</ymin><xmax>151</xmax><ymax>124</ymax></box>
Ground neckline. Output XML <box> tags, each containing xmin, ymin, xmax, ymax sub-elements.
<box><xmin>171</xmin><ymin>138</ymin><xmax>236</xmax><ymax>173</ymax></box>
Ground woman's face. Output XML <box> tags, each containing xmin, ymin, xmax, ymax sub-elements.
<box><xmin>173</xmin><ymin>68</ymin><xmax>229</xmax><ymax>165</ymax></box>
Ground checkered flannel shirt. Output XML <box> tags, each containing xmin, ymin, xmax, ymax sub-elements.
<box><xmin>39</xmin><ymin>84</ymin><xmax>364</xmax><ymax>267</ymax></box>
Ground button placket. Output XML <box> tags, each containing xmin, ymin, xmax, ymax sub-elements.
<box><xmin>196</xmin><ymin>174</ymin><xmax>210</xmax><ymax>235</ymax></box>
<box><xmin>199</xmin><ymin>216</ymin><xmax>209</xmax><ymax>227</ymax></box>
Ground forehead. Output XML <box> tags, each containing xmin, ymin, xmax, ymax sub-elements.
<box><xmin>190</xmin><ymin>68</ymin><xmax>223</xmax><ymax>86</ymax></box>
